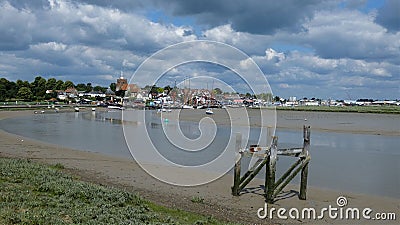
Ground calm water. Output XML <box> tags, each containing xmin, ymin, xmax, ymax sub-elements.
<box><xmin>1</xmin><ymin>110</ymin><xmax>399</xmax><ymax>198</ymax></box>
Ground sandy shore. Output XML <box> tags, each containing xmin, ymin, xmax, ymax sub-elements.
<box><xmin>0</xmin><ymin>110</ymin><xmax>398</xmax><ymax>224</ymax></box>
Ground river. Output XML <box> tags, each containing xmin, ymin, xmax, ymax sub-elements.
<box><xmin>0</xmin><ymin>109</ymin><xmax>398</xmax><ymax>198</ymax></box>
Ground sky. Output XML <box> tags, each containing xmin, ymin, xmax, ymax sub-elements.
<box><xmin>0</xmin><ymin>0</ymin><xmax>399</xmax><ymax>100</ymax></box>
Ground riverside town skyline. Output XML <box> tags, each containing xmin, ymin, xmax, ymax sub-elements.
<box><xmin>0</xmin><ymin>76</ymin><xmax>399</xmax><ymax>103</ymax></box>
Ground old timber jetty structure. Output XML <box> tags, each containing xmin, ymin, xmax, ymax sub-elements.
<box><xmin>232</xmin><ymin>125</ymin><xmax>311</xmax><ymax>203</ymax></box>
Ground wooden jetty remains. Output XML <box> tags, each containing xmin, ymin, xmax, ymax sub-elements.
<box><xmin>232</xmin><ymin>125</ymin><xmax>311</xmax><ymax>203</ymax></box>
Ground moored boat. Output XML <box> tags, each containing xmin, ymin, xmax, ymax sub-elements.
<box><xmin>205</xmin><ymin>108</ymin><xmax>214</xmax><ymax>115</ymax></box>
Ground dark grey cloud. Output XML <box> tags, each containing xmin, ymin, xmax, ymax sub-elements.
<box><xmin>147</xmin><ymin>0</ymin><xmax>331</xmax><ymax>35</ymax></box>
<box><xmin>0</xmin><ymin>1</ymin><xmax>34</xmax><ymax>50</ymax></box>
<box><xmin>375</xmin><ymin>0</ymin><xmax>400</xmax><ymax>32</ymax></box>
<box><xmin>64</xmin><ymin>0</ymin><xmax>332</xmax><ymax>35</ymax></box>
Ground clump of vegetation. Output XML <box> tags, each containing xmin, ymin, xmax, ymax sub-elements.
<box><xmin>50</xmin><ymin>162</ymin><xmax>65</xmax><ymax>170</ymax></box>
<box><xmin>191</xmin><ymin>196</ymin><xmax>205</xmax><ymax>204</ymax></box>
<box><xmin>0</xmin><ymin>76</ymin><xmax>110</xmax><ymax>102</ymax></box>
<box><xmin>0</xmin><ymin>158</ymin><xmax>230</xmax><ymax>224</ymax></box>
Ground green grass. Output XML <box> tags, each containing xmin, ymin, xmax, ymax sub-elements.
<box><xmin>276</xmin><ymin>105</ymin><xmax>400</xmax><ymax>114</ymax></box>
<box><xmin>0</xmin><ymin>158</ymin><xmax>232</xmax><ymax>225</ymax></box>
<box><xmin>191</xmin><ymin>196</ymin><xmax>205</xmax><ymax>204</ymax></box>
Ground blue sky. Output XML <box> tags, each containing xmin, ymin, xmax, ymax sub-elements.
<box><xmin>0</xmin><ymin>0</ymin><xmax>399</xmax><ymax>99</ymax></box>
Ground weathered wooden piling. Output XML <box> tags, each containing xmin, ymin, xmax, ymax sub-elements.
<box><xmin>232</xmin><ymin>126</ymin><xmax>311</xmax><ymax>203</ymax></box>
<box><xmin>265</xmin><ymin>136</ymin><xmax>277</xmax><ymax>203</ymax></box>
<box><xmin>232</xmin><ymin>133</ymin><xmax>242</xmax><ymax>196</ymax></box>
<box><xmin>299</xmin><ymin>125</ymin><xmax>311</xmax><ymax>200</ymax></box>
<box><xmin>299</xmin><ymin>160</ymin><xmax>309</xmax><ymax>200</ymax></box>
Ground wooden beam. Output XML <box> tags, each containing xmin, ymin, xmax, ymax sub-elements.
<box><xmin>273</xmin><ymin>158</ymin><xmax>302</xmax><ymax>190</ymax></box>
<box><xmin>238</xmin><ymin>157</ymin><xmax>269</xmax><ymax>192</ymax></box>
<box><xmin>273</xmin><ymin>156</ymin><xmax>310</xmax><ymax>198</ymax></box>
<box><xmin>239</xmin><ymin>158</ymin><xmax>264</xmax><ymax>184</ymax></box>
<box><xmin>277</xmin><ymin>148</ymin><xmax>303</xmax><ymax>156</ymax></box>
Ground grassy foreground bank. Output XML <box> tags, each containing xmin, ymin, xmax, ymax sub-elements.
<box><xmin>0</xmin><ymin>158</ymin><xmax>230</xmax><ymax>225</ymax></box>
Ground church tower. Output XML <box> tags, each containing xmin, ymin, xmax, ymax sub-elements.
<box><xmin>116</xmin><ymin>72</ymin><xmax>127</xmax><ymax>92</ymax></box>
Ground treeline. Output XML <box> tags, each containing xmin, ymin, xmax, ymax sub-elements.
<box><xmin>0</xmin><ymin>76</ymin><xmax>112</xmax><ymax>101</ymax></box>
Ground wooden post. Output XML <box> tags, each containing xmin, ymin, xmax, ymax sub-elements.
<box><xmin>299</xmin><ymin>161</ymin><xmax>309</xmax><ymax>200</ymax></box>
<box><xmin>301</xmin><ymin>125</ymin><xmax>310</xmax><ymax>158</ymax></box>
<box><xmin>267</xmin><ymin>126</ymin><xmax>273</xmax><ymax>147</ymax></box>
<box><xmin>232</xmin><ymin>133</ymin><xmax>242</xmax><ymax>196</ymax></box>
<box><xmin>264</xmin><ymin>127</ymin><xmax>272</xmax><ymax>196</ymax></box>
<box><xmin>300</xmin><ymin>126</ymin><xmax>310</xmax><ymax>199</ymax></box>
<box><xmin>266</xmin><ymin>136</ymin><xmax>278</xmax><ymax>203</ymax></box>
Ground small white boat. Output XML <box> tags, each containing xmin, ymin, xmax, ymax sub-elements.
<box><xmin>91</xmin><ymin>107</ymin><xmax>96</xmax><ymax>111</ymax></box>
<box><xmin>182</xmin><ymin>105</ymin><xmax>194</xmax><ymax>109</ymax></box>
<box><xmin>74</xmin><ymin>107</ymin><xmax>80</xmax><ymax>112</ymax></box>
<box><xmin>205</xmin><ymin>108</ymin><xmax>214</xmax><ymax>115</ymax></box>
<box><xmin>107</xmin><ymin>105</ymin><xmax>123</xmax><ymax>110</ymax></box>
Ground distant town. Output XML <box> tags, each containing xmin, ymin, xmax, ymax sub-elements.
<box><xmin>1</xmin><ymin>76</ymin><xmax>399</xmax><ymax>109</ymax></box>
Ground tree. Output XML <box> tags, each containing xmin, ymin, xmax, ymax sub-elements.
<box><xmin>16</xmin><ymin>79</ymin><xmax>30</xmax><ymax>89</ymax></box>
<box><xmin>93</xmin><ymin>85</ymin><xmax>106</xmax><ymax>93</ymax></box>
<box><xmin>55</xmin><ymin>80</ymin><xmax>64</xmax><ymax>90</ymax></box>
<box><xmin>75</xmin><ymin>83</ymin><xmax>87</xmax><ymax>92</ymax></box>
<box><xmin>44</xmin><ymin>91</ymin><xmax>57</xmax><ymax>100</ymax></box>
<box><xmin>85</xmin><ymin>83</ymin><xmax>92</xmax><ymax>93</ymax></box>
<box><xmin>274</xmin><ymin>96</ymin><xmax>281</xmax><ymax>102</ymax></box>
<box><xmin>30</xmin><ymin>76</ymin><xmax>47</xmax><ymax>99</ymax></box>
<box><xmin>157</xmin><ymin>87</ymin><xmax>164</xmax><ymax>94</ymax></box>
<box><xmin>257</xmin><ymin>93</ymin><xmax>273</xmax><ymax>102</ymax></box>
<box><xmin>0</xmin><ymin>78</ymin><xmax>8</xmax><ymax>101</ymax></box>
<box><xmin>7</xmin><ymin>81</ymin><xmax>17</xmax><ymax>99</ymax></box>
<box><xmin>0</xmin><ymin>78</ymin><xmax>18</xmax><ymax>100</ymax></box>
<box><xmin>110</xmin><ymin>83</ymin><xmax>116</xmax><ymax>92</ymax></box>
<box><xmin>164</xmin><ymin>85</ymin><xmax>172</xmax><ymax>94</ymax></box>
<box><xmin>63</xmin><ymin>80</ymin><xmax>74</xmax><ymax>90</ymax></box>
<box><xmin>17</xmin><ymin>87</ymin><xmax>33</xmax><ymax>101</ymax></box>
<box><xmin>213</xmin><ymin>88</ymin><xmax>222</xmax><ymax>95</ymax></box>
<box><xmin>46</xmin><ymin>78</ymin><xmax>57</xmax><ymax>90</ymax></box>
<box><xmin>149</xmin><ymin>85</ymin><xmax>159</xmax><ymax>95</ymax></box>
